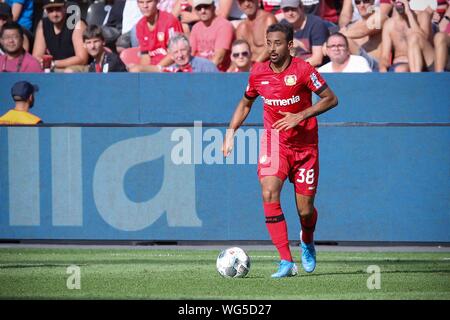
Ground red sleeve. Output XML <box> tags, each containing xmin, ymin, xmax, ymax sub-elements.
<box><xmin>245</xmin><ymin>71</ymin><xmax>259</xmax><ymax>100</ymax></box>
<box><xmin>303</xmin><ymin>63</ymin><xmax>327</xmax><ymax>94</ymax></box>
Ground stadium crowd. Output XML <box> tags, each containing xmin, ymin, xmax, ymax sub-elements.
<box><xmin>0</xmin><ymin>0</ymin><xmax>449</xmax><ymax>73</ymax></box>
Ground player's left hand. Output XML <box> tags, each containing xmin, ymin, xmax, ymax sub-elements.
<box><xmin>272</xmin><ymin>111</ymin><xmax>304</xmax><ymax>131</ymax></box>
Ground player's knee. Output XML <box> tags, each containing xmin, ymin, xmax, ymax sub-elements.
<box><xmin>297</xmin><ymin>207</ymin><xmax>314</xmax><ymax>219</ymax></box>
<box><xmin>261</xmin><ymin>187</ymin><xmax>281</xmax><ymax>203</ymax></box>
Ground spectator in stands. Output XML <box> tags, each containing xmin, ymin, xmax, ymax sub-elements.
<box><xmin>105</xmin><ymin>0</ymin><xmax>127</xmax><ymax>33</ymax></box>
<box><xmin>215</xmin><ymin>0</ymin><xmax>247</xmax><ymax>29</ymax></box>
<box><xmin>0</xmin><ymin>81</ymin><xmax>42</xmax><ymax>125</ymax></box>
<box><xmin>115</xmin><ymin>0</ymin><xmax>142</xmax><ymax>54</ymax></box>
<box><xmin>5</xmin><ymin>0</ymin><xmax>34</xmax><ymax>31</ymax></box>
<box><xmin>300</xmin><ymin>0</ymin><xmax>341</xmax><ymax>27</ymax></box>
<box><xmin>260</xmin><ymin>0</ymin><xmax>282</xmax><ymax>18</ymax></box>
<box><xmin>433</xmin><ymin>3</ymin><xmax>450</xmax><ymax>71</ymax></box>
<box><xmin>227</xmin><ymin>38</ymin><xmax>252</xmax><ymax>71</ymax></box>
<box><xmin>379</xmin><ymin>0</ymin><xmax>435</xmax><ymax>72</ymax></box>
<box><xmin>280</xmin><ymin>0</ymin><xmax>329</xmax><ymax>66</ymax></box>
<box><xmin>128</xmin><ymin>32</ymin><xmax>218</xmax><ymax>71</ymax></box>
<box><xmin>134</xmin><ymin>0</ymin><xmax>183</xmax><ymax>67</ymax></box>
<box><xmin>83</xmin><ymin>25</ymin><xmax>127</xmax><ymax>73</ymax></box>
<box><xmin>190</xmin><ymin>0</ymin><xmax>235</xmax><ymax>71</ymax></box>
<box><xmin>236</xmin><ymin>0</ymin><xmax>277</xmax><ymax>62</ymax></box>
<box><xmin>0</xmin><ymin>2</ymin><xmax>32</xmax><ymax>52</ymax></box>
<box><xmin>172</xmin><ymin>0</ymin><xmax>199</xmax><ymax>35</ymax></box>
<box><xmin>339</xmin><ymin>0</ymin><xmax>392</xmax><ymax>28</ymax></box>
<box><xmin>32</xmin><ymin>0</ymin><xmax>89</xmax><ymax>72</ymax></box>
<box><xmin>158</xmin><ymin>0</ymin><xmax>177</xmax><ymax>12</ymax></box>
<box><xmin>318</xmin><ymin>32</ymin><xmax>372</xmax><ymax>72</ymax></box>
<box><xmin>339</xmin><ymin>0</ymin><xmax>390</xmax><ymax>71</ymax></box>
<box><xmin>0</xmin><ymin>21</ymin><xmax>42</xmax><ymax>72</ymax></box>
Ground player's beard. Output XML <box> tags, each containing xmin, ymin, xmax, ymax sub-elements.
<box><xmin>270</xmin><ymin>51</ymin><xmax>288</xmax><ymax>67</ymax></box>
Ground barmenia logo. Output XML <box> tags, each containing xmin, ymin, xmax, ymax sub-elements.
<box><xmin>262</xmin><ymin>95</ymin><xmax>300</xmax><ymax>107</ymax></box>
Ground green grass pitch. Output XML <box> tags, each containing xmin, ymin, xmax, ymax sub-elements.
<box><xmin>0</xmin><ymin>248</ymin><xmax>449</xmax><ymax>299</ymax></box>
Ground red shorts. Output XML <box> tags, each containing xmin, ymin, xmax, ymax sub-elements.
<box><xmin>257</xmin><ymin>142</ymin><xmax>319</xmax><ymax>196</ymax></box>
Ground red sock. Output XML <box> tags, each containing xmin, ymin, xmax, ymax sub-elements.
<box><xmin>301</xmin><ymin>208</ymin><xmax>318</xmax><ymax>244</ymax></box>
<box><xmin>264</xmin><ymin>202</ymin><xmax>293</xmax><ymax>262</ymax></box>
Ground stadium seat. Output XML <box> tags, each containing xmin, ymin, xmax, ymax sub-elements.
<box><xmin>86</xmin><ymin>2</ymin><xmax>112</xmax><ymax>26</ymax></box>
<box><xmin>120</xmin><ymin>47</ymin><xmax>141</xmax><ymax>65</ymax></box>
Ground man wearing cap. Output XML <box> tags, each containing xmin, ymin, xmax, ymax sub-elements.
<box><xmin>0</xmin><ymin>81</ymin><xmax>42</xmax><ymax>125</ymax></box>
<box><xmin>235</xmin><ymin>0</ymin><xmax>277</xmax><ymax>62</ymax></box>
<box><xmin>32</xmin><ymin>0</ymin><xmax>89</xmax><ymax>72</ymax></box>
<box><xmin>280</xmin><ymin>0</ymin><xmax>329</xmax><ymax>66</ymax></box>
<box><xmin>189</xmin><ymin>0</ymin><xmax>234</xmax><ymax>71</ymax></box>
<box><xmin>0</xmin><ymin>21</ymin><xmax>42</xmax><ymax>72</ymax></box>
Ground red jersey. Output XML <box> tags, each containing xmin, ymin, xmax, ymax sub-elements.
<box><xmin>135</xmin><ymin>11</ymin><xmax>183</xmax><ymax>65</ymax></box>
<box><xmin>245</xmin><ymin>57</ymin><xmax>327</xmax><ymax>149</ymax></box>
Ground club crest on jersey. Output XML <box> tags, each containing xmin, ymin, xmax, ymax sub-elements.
<box><xmin>284</xmin><ymin>75</ymin><xmax>297</xmax><ymax>86</ymax></box>
<box><xmin>157</xmin><ymin>32</ymin><xmax>165</xmax><ymax>42</ymax></box>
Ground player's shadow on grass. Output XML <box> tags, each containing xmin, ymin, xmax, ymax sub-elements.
<box><xmin>307</xmin><ymin>269</ymin><xmax>450</xmax><ymax>277</ymax></box>
<box><xmin>0</xmin><ymin>259</ymin><xmax>206</xmax><ymax>266</ymax></box>
<box><xmin>0</xmin><ymin>263</ymin><xmax>88</xmax><ymax>269</ymax></box>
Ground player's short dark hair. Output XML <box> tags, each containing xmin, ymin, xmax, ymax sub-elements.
<box><xmin>0</xmin><ymin>21</ymin><xmax>24</xmax><ymax>39</ymax></box>
<box><xmin>82</xmin><ymin>25</ymin><xmax>104</xmax><ymax>42</ymax></box>
<box><xmin>327</xmin><ymin>32</ymin><xmax>349</xmax><ymax>48</ymax></box>
<box><xmin>266</xmin><ymin>23</ymin><xmax>294</xmax><ymax>43</ymax></box>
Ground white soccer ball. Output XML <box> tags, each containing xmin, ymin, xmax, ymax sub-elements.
<box><xmin>216</xmin><ymin>247</ymin><xmax>251</xmax><ymax>278</ymax></box>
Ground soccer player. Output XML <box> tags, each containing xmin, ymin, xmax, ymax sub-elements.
<box><xmin>222</xmin><ymin>23</ymin><xmax>338</xmax><ymax>278</ymax></box>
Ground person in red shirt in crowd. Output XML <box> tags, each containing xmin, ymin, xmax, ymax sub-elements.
<box><xmin>236</xmin><ymin>0</ymin><xmax>278</xmax><ymax>62</ymax></box>
<box><xmin>189</xmin><ymin>0</ymin><xmax>235</xmax><ymax>71</ymax></box>
<box><xmin>134</xmin><ymin>0</ymin><xmax>183</xmax><ymax>68</ymax></box>
<box><xmin>223</xmin><ymin>22</ymin><xmax>338</xmax><ymax>278</ymax></box>
<box><xmin>0</xmin><ymin>21</ymin><xmax>42</xmax><ymax>72</ymax></box>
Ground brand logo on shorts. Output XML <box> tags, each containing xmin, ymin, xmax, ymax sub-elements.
<box><xmin>284</xmin><ymin>75</ymin><xmax>297</xmax><ymax>86</ymax></box>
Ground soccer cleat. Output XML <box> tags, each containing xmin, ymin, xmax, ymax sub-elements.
<box><xmin>300</xmin><ymin>239</ymin><xmax>316</xmax><ymax>273</ymax></box>
<box><xmin>271</xmin><ymin>260</ymin><xmax>298</xmax><ymax>278</ymax></box>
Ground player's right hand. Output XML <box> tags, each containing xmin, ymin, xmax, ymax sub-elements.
<box><xmin>222</xmin><ymin>129</ymin><xmax>235</xmax><ymax>157</ymax></box>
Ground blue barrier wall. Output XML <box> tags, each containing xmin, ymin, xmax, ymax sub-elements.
<box><xmin>0</xmin><ymin>73</ymin><xmax>449</xmax><ymax>242</ymax></box>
